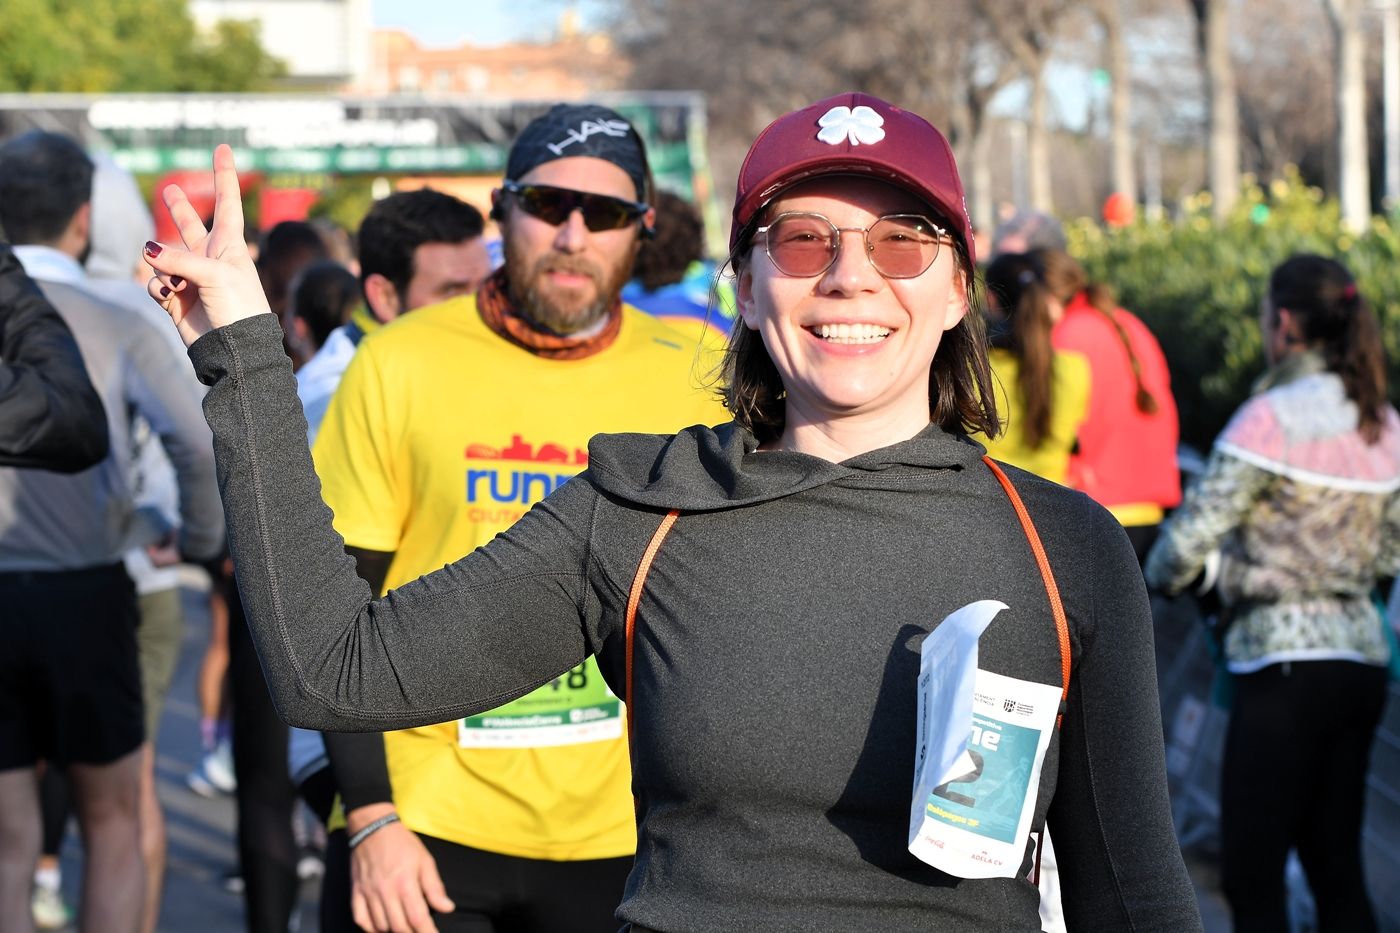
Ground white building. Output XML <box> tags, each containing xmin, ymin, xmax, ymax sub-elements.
<box><xmin>190</xmin><ymin>0</ymin><xmax>372</xmax><ymax>88</ymax></box>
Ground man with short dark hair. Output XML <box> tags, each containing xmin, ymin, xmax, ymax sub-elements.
<box><xmin>0</xmin><ymin>129</ymin><xmax>223</xmax><ymax>933</ymax></box>
<box><xmin>311</xmin><ymin>104</ymin><xmax>724</xmax><ymax>933</ymax></box>
<box><xmin>293</xmin><ymin>189</ymin><xmax>490</xmax><ymax>443</ymax></box>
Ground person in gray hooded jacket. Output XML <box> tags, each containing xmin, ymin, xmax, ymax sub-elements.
<box><xmin>143</xmin><ymin>94</ymin><xmax>1201</xmax><ymax>933</ymax></box>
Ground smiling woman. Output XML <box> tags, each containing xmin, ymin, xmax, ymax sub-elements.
<box><xmin>721</xmin><ymin>100</ymin><xmax>998</xmax><ymax>460</ymax></box>
<box><xmin>142</xmin><ymin>92</ymin><xmax>1203</xmax><ymax>932</ymax></box>
<box><xmin>732</xmin><ymin>175</ymin><xmax>977</xmax><ymax>459</ymax></box>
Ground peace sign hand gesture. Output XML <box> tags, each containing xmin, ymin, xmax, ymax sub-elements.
<box><xmin>143</xmin><ymin>144</ymin><xmax>272</xmax><ymax>347</ymax></box>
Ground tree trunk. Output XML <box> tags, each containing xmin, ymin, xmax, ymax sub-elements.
<box><xmin>968</xmin><ymin>120</ymin><xmax>996</xmax><ymax>233</ymax></box>
<box><xmin>1327</xmin><ymin>0</ymin><xmax>1371</xmax><ymax>230</ymax></box>
<box><xmin>1192</xmin><ymin>0</ymin><xmax>1240</xmax><ymax>221</ymax></box>
<box><xmin>1102</xmin><ymin>0</ymin><xmax>1137</xmax><ymax>204</ymax></box>
<box><xmin>1028</xmin><ymin>67</ymin><xmax>1054</xmax><ymax>213</ymax></box>
<box><xmin>950</xmin><ymin>77</ymin><xmax>999</xmax><ymax>233</ymax></box>
<box><xmin>977</xmin><ymin>1</ymin><xmax>1066</xmax><ymax>215</ymax></box>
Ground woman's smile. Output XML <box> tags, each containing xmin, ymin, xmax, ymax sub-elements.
<box><xmin>806</xmin><ymin>321</ymin><xmax>894</xmax><ymax>345</ymax></box>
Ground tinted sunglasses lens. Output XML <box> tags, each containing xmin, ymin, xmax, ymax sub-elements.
<box><xmin>515</xmin><ymin>186</ymin><xmax>639</xmax><ymax>231</ymax></box>
<box><xmin>868</xmin><ymin>215</ymin><xmax>941</xmax><ymax>278</ymax></box>
<box><xmin>766</xmin><ymin>214</ymin><xmax>837</xmax><ymax>276</ymax></box>
<box><xmin>512</xmin><ymin>186</ymin><xmax>568</xmax><ymax>224</ymax></box>
<box><xmin>576</xmin><ymin>193</ymin><xmax>639</xmax><ymax>231</ymax></box>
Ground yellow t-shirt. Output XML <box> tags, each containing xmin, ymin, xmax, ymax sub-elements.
<box><xmin>977</xmin><ymin>347</ymin><xmax>1091</xmax><ymax>486</ymax></box>
<box><xmin>312</xmin><ymin>295</ymin><xmax>727</xmax><ymax>860</ymax></box>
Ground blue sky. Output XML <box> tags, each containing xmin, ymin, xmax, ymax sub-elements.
<box><xmin>371</xmin><ymin>0</ymin><xmax>610</xmax><ymax>47</ymax></box>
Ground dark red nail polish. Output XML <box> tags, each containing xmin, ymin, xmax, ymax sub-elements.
<box><xmin>144</xmin><ymin>241</ymin><xmax>162</xmax><ymax>257</ymax></box>
<box><xmin>170</xmin><ymin>275</ymin><xmax>184</xmax><ymax>287</ymax></box>
<box><xmin>159</xmin><ymin>285</ymin><xmax>171</xmax><ymax>298</ymax></box>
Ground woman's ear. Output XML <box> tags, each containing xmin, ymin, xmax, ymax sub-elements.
<box><xmin>942</xmin><ymin>268</ymin><xmax>970</xmax><ymax>333</ymax></box>
<box><xmin>1277</xmin><ymin>307</ymin><xmax>1306</xmax><ymax>347</ymax></box>
<box><xmin>735</xmin><ymin>263</ymin><xmax>761</xmax><ymax>331</ymax></box>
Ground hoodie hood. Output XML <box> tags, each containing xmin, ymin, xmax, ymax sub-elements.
<box><xmin>586</xmin><ymin>421</ymin><xmax>986</xmax><ymax>511</ymax></box>
<box><xmin>86</xmin><ymin>152</ymin><xmax>156</xmax><ymax>283</ymax></box>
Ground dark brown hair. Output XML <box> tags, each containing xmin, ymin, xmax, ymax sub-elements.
<box><xmin>984</xmin><ymin>252</ymin><xmax>1057</xmax><ymax>449</ymax></box>
<box><xmin>1035</xmin><ymin>248</ymin><xmax>1158</xmax><ymax>415</ymax></box>
<box><xmin>0</xmin><ymin>131</ymin><xmax>94</xmax><ymax>246</ymax></box>
<box><xmin>289</xmin><ymin>260</ymin><xmax>360</xmax><ymax>350</ymax></box>
<box><xmin>718</xmin><ymin>207</ymin><xmax>999</xmax><ymax>444</ymax></box>
<box><xmin>631</xmin><ymin>190</ymin><xmax>704</xmax><ymax>292</ymax></box>
<box><xmin>1269</xmin><ymin>254</ymin><xmax>1388</xmax><ymax>443</ymax></box>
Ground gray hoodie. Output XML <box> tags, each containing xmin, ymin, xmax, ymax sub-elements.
<box><xmin>192</xmin><ymin>314</ymin><xmax>1200</xmax><ymax>932</ymax></box>
<box><xmin>85</xmin><ymin>152</ymin><xmax>213</xmax><ymax>591</ymax></box>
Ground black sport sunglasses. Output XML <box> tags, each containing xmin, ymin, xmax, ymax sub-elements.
<box><xmin>501</xmin><ymin>181</ymin><xmax>649</xmax><ymax>232</ymax></box>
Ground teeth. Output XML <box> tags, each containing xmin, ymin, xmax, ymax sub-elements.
<box><xmin>814</xmin><ymin>323</ymin><xmax>891</xmax><ymax>344</ymax></box>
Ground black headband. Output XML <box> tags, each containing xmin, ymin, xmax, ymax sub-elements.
<box><xmin>506</xmin><ymin>104</ymin><xmax>649</xmax><ymax>202</ymax></box>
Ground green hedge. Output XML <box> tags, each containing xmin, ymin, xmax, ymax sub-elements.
<box><xmin>1066</xmin><ymin>167</ymin><xmax>1400</xmax><ymax>453</ymax></box>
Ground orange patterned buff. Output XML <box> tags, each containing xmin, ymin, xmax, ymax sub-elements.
<box><xmin>475</xmin><ymin>268</ymin><xmax>622</xmax><ymax>361</ymax></box>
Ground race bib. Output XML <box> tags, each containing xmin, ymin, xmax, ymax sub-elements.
<box><xmin>908</xmin><ymin>601</ymin><xmax>1061</xmax><ymax>879</ymax></box>
<box><xmin>457</xmin><ymin>657</ymin><xmax>622</xmax><ymax>748</ymax></box>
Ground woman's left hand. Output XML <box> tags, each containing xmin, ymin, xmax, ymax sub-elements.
<box><xmin>143</xmin><ymin>144</ymin><xmax>273</xmax><ymax>347</ymax></box>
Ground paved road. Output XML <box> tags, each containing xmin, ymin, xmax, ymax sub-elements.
<box><xmin>45</xmin><ymin>584</ymin><xmax>1233</xmax><ymax>932</ymax></box>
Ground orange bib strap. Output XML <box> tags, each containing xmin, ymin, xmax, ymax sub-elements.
<box><xmin>981</xmin><ymin>455</ymin><xmax>1072</xmax><ymax>729</ymax></box>
<box><xmin>625</xmin><ymin>509</ymin><xmax>680</xmax><ymax>764</ymax></box>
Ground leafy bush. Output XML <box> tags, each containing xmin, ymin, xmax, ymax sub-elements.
<box><xmin>1067</xmin><ymin>168</ymin><xmax>1400</xmax><ymax>452</ymax></box>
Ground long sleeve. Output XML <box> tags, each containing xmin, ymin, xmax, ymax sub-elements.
<box><xmin>0</xmin><ymin>244</ymin><xmax>108</xmax><ymax>472</ymax></box>
<box><xmin>322</xmin><ymin>552</ymin><xmax>395</xmax><ymax>812</ymax></box>
<box><xmin>324</xmin><ymin>731</ymin><xmax>394</xmax><ymax>811</ymax></box>
<box><xmin>124</xmin><ymin>310</ymin><xmax>225</xmax><ymax>560</ymax></box>
<box><xmin>1144</xmin><ymin>448</ymin><xmax>1272</xmax><ymax>595</ymax></box>
<box><xmin>1049</xmin><ymin>505</ymin><xmax>1203</xmax><ymax>930</ymax></box>
<box><xmin>1378</xmin><ymin>491</ymin><xmax>1400</xmax><ymax>580</ymax></box>
<box><xmin>189</xmin><ymin>314</ymin><xmax>602</xmax><ymax>732</ymax></box>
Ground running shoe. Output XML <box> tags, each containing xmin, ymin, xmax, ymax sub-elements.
<box><xmin>31</xmin><ymin>882</ymin><xmax>72</xmax><ymax>930</ymax></box>
<box><xmin>297</xmin><ymin>849</ymin><xmax>325</xmax><ymax>881</ymax></box>
<box><xmin>220</xmin><ymin>869</ymin><xmax>245</xmax><ymax>895</ymax></box>
<box><xmin>186</xmin><ymin>739</ymin><xmax>237</xmax><ymax>797</ymax></box>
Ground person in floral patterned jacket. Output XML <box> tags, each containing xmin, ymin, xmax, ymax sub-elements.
<box><xmin>1146</xmin><ymin>253</ymin><xmax>1400</xmax><ymax>933</ymax></box>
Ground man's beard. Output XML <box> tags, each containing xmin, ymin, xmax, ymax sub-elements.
<box><xmin>504</xmin><ymin>240</ymin><xmax>632</xmax><ymax>336</ymax></box>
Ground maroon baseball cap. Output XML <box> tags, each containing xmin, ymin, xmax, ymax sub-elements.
<box><xmin>730</xmin><ymin>92</ymin><xmax>975</xmax><ymax>265</ymax></box>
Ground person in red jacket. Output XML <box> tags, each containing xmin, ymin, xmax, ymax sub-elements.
<box><xmin>1041</xmin><ymin>249</ymin><xmax>1181</xmax><ymax>561</ymax></box>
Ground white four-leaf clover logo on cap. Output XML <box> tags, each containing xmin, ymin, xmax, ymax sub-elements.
<box><xmin>816</xmin><ymin>105</ymin><xmax>886</xmax><ymax>146</ymax></box>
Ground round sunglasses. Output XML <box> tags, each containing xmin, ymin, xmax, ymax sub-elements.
<box><xmin>754</xmin><ymin>211</ymin><xmax>952</xmax><ymax>279</ymax></box>
<box><xmin>502</xmin><ymin>181</ymin><xmax>649</xmax><ymax>232</ymax></box>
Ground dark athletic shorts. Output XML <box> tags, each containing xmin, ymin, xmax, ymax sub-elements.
<box><xmin>0</xmin><ymin>563</ymin><xmax>144</xmax><ymax>769</ymax></box>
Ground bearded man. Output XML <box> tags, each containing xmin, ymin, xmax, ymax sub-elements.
<box><xmin>310</xmin><ymin>103</ymin><xmax>725</xmax><ymax>933</ymax></box>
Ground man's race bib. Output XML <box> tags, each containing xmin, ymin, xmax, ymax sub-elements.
<box><xmin>908</xmin><ymin>601</ymin><xmax>1061</xmax><ymax>879</ymax></box>
<box><xmin>457</xmin><ymin>657</ymin><xmax>622</xmax><ymax>748</ymax></box>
